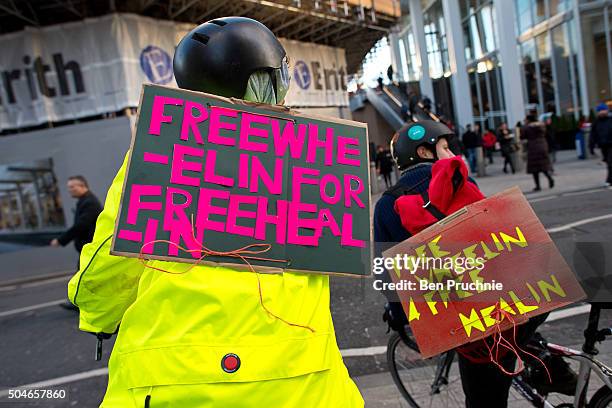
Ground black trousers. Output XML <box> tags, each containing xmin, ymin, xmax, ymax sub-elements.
<box><xmin>601</xmin><ymin>145</ymin><xmax>612</xmax><ymax>184</ymax></box>
<box><xmin>533</xmin><ymin>171</ymin><xmax>553</xmax><ymax>189</ymax></box>
<box><xmin>382</xmin><ymin>172</ymin><xmax>392</xmax><ymax>188</ymax></box>
<box><xmin>458</xmin><ymin>313</ymin><xmax>548</xmax><ymax>408</ymax></box>
<box><xmin>502</xmin><ymin>153</ymin><xmax>514</xmax><ymax>173</ymax></box>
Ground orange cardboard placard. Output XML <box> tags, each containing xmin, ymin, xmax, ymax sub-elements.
<box><xmin>383</xmin><ymin>187</ymin><xmax>586</xmax><ymax>358</ymax></box>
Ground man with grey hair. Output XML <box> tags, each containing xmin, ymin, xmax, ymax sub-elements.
<box><xmin>51</xmin><ymin>175</ymin><xmax>102</xmax><ymax>310</ymax></box>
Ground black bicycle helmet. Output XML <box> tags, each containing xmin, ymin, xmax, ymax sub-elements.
<box><xmin>390</xmin><ymin>121</ymin><xmax>455</xmax><ymax>171</ymax></box>
<box><xmin>173</xmin><ymin>17</ymin><xmax>288</xmax><ymax>99</ymax></box>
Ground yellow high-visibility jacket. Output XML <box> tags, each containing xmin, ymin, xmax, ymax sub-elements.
<box><xmin>67</xmin><ymin>153</ymin><xmax>364</xmax><ymax>407</ymax></box>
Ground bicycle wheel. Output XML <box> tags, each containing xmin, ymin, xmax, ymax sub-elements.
<box><xmin>589</xmin><ymin>386</ymin><xmax>612</xmax><ymax>408</ymax></box>
<box><xmin>387</xmin><ymin>331</ymin><xmax>465</xmax><ymax>407</ymax></box>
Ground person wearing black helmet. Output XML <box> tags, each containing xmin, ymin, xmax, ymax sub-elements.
<box><xmin>376</xmin><ymin>121</ymin><xmax>575</xmax><ymax>407</ymax></box>
<box><xmin>375</xmin><ymin>120</ymin><xmax>458</xmax><ymax>349</ymax></box>
<box><xmin>69</xmin><ymin>17</ymin><xmax>363</xmax><ymax>407</ymax></box>
<box><xmin>174</xmin><ymin>16</ymin><xmax>290</xmax><ymax>104</ymax></box>
<box><xmin>376</xmin><ymin>121</ymin><xmax>518</xmax><ymax>407</ymax></box>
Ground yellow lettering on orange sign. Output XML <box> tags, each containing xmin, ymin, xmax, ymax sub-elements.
<box><xmin>459</xmin><ymin>309</ymin><xmax>486</xmax><ymax>337</ymax></box>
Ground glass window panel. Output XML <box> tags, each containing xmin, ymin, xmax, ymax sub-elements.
<box><xmin>0</xmin><ymin>158</ymin><xmax>66</xmax><ymax>231</ymax></box>
<box><xmin>552</xmin><ymin>23</ymin><xmax>575</xmax><ymax>116</ymax></box>
<box><xmin>464</xmin><ymin>23</ymin><xmax>473</xmax><ymax>61</ymax></box>
<box><xmin>480</xmin><ymin>5</ymin><xmax>497</xmax><ymax>52</ymax></box>
<box><xmin>496</xmin><ymin>64</ymin><xmax>506</xmax><ymax>111</ymax></box>
<box><xmin>424</xmin><ymin>2</ymin><xmax>448</xmax><ymax>79</ymax></box>
<box><xmin>469</xmin><ymin>69</ymin><xmax>481</xmax><ymax>116</ymax></box>
<box><xmin>533</xmin><ymin>0</ymin><xmax>547</xmax><ymax>26</ymax></box>
<box><xmin>491</xmin><ymin>1</ymin><xmax>498</xmax><ymax>46</ymax></box>
<box><xmin>520</xmin><ymin>39</ymin><xmax>539</xmax><ymax>106</ymax></box>
<box><xmin>432</xmin><ymin>77</ymin><xmax>455</xmax><ymax>122</ymax></box>
<box><xmin>567</xmin><ymin>17</ymin><xmax>581</xmax><ymax>115</ymax></box>
<box><xmin>478</xmin><ymin>67</ymin><xmax>490</xmax><ymax>112</ymax></box>
<box><xmin>549</xmin><ymin>0</ymin><xmax>570</xmax><ymax>16</ymax></box>
<box><xmin>516</xmin><ymin>0</ymin><xmax>533</xmax><ymax>34</ymax></box>
<box><xmin>580</xmin><ymin>12</ymin><xmax>610</xmax><ymax>108</ymax></box>
<box><xmin>537</xmin><ymin>32</ymin><xmax>555</xmax><ymax>111</ymax></box>
<box><xmin>489</xmin><ymin>62</ymin><xmax>504</xmax><ymax>112</ymax></box>
<box><xmin>407</xmin><ymin>31</ymin><xmax>420</xmax><ymax>79</ymax></box>
<box><xmin>468</xmin><ymin>0</ymin><xmax>478</xmax><ymax>15</ymax></box>
<box><xmin>470</xmin><ymin>14</ymin><xmax>484</xmax><ymax>59</ymax></box>
<box><xmin>460</xmin><ymin>0</ymin><xmax>469</xmax><ymax>20</ymax></box>
<box><xmin>398</xmin><ymin>37</ymin><xmax>409</xmax><ymax>81</ymax></box>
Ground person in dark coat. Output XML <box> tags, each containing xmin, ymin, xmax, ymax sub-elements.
<box><xmin>589</xmin><ymin>103</ymin><xmax>612</xmax><ymax>185</ymax></box>
<box><xmin>497</xmin><ymin>122</ymin><xmax>515</xmax><ymax>174</ymax></box>
<box><xmin>51</xmin><ymin>175</ymin><xmax>102</xmax><ymax>310</ymax></box>
<box><xmin>462</xmin><ymin>124</ymin><xmax>482</xmax><ymax>173</ymax></box>
<box><xmin>387</xmin><ymin>65</ymin><xmax>394</xmax><ymax>83</ymax></box>
<box><xmin>375</xmin><ymin>145</ymin><xmax>394</xmax><ymax>188</ymax></box>
<box><xmin>521</xmin><ymin>115</ymin><xmax>554</xmax><ymax>191</ymax></box>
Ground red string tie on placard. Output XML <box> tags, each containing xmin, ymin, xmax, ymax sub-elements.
<box><xmin>136</xmin><ymin>215</ymin><xmax>315</xmax><ymax>333</ymax></box>
<box><xmin>484</xmin><ymin>302</ymin><xmax>551</xmax><ymax>381</ymax></box>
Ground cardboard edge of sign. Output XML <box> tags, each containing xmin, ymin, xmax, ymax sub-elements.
<box><xmin>110</xmin><ymin>83</ymin><xmax>373</xmax><ymax>279</ymax></box>
<box><xmin>157</xmin><ymin>83</ymin><xmax>368</xmax><ymax>129</ymax></box>
<box><xmin>109</xmin><ymin>248</ymin><xmax>372</xmax><ymax>278</ymax></box>
<box><xmin>109</xmin><ymin>85</ymin><xmax>147</xmax><ymax>260</ymax></box>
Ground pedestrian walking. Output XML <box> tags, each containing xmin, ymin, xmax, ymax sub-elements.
<box><xmin>375</xmin><ymin>145</ymin><xmax>394</xmax><ymax>188</ymax></box>
<box><xmin>461</xmin><ymin>124</ymin><xmax>481</xmax><ymax>173</ymax></box>
<box><xmin>51</xmin><ymin>175</ymin><xmax>102</xmax><ymax>311</ymax></box>
<box><xmin>521</xmin><ymin>115</ymin><xmax>554</xmax><ymax>191</ymax></box>
<box><xmin>589</xmin><ymin>103</ymin><xmax>612</xmax><ymax>185</ymax></box>
<box><xmin>497</xmin><ymin>122</ymin><xmax>516</xmax><ymax>174</ymax></box>
<box><xmin>482</xmin><ymin>128</ymin><xmax>496</xmax><ymax>165</ymax></box>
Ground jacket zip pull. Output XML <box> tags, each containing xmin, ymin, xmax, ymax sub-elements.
<box><xmin>95</xmin><ymin>334</ymin><xmax>104</xmax><ymax>361</ymax></box>
<box><xmin>144</xmin><ymin>386</ymin><xmax>152</xmax><ymax>407</ymax></box>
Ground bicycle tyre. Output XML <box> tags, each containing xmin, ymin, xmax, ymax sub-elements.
<box><xmin>386</xmin><ymin>331</ymin><xmax>465</xmax><ymax>408</ymax></box>
<box><xmin>589</xmin><ymin>386</ymin><xmax>612</xmax><ymax>408</ymax></box>
<box><xmin>387</xmin><ymin>331</ymin><xmax>421</xmax><ymax>407</ymax></box>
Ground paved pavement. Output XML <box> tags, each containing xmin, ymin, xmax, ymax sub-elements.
<box><xmin>372</xmin><ymin>150</ymin><xmax>609</xmax><ymax>200</ymax></box>
<box><xmin>468</xmin><ymin>150</ymin><xmax>608</xmax><ymax>197</ymax></box>
<box><xmin>0</xmin><ymin>151</ymin><xmax>611</xmax><ymax>407</ymax></box>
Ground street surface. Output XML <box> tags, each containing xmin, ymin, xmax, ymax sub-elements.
<box><xmin>1</xmin><ymin>151</ymin><xmax>611</xmax><ymax>407</ymax></box>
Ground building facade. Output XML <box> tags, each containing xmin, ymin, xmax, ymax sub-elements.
<box><xmin>389</xmin><ymin>0</ymin><xmax>611</xmax><ymax>142</ymax></box>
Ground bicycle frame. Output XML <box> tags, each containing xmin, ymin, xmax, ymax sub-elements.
<box><xmin>513</xmin><ymin>303</ymin><xmax>612</xmax><ymax>408</ymax></box>
<box><xmin>389</xmin><ymin>304</ymin><xmax>612</xmax><ymax>408</ymax></box>
<box><xmin>430</xmin><ymin>350</ymin><xmax>456</xmax><ymax>395</ymax></box>
<box><xmin>552</xmin><ymin>344</ymin><xmax>612</xmax><ymax>408</ymax></box>
<box><xmin>512</xmin><ymin>342</ymin><xmax>612</xmax><ymax>408</ymax></box>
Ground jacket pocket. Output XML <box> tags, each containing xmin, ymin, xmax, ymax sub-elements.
<box><xmin>115</xmin><ymin>333</ymin><xmax>337</xmax><ymax>389</ymax></box>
